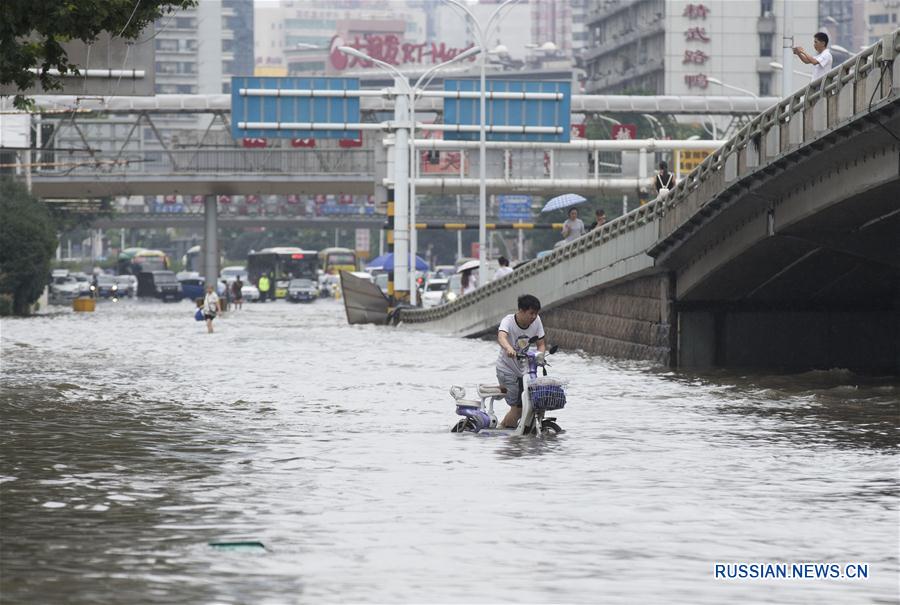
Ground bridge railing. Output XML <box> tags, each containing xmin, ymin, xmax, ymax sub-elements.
<box><xmin>32</xmin><ymin>148</ymin><xmax>375</xmax><ymax>177</ymax></box>
<box><xmin>658</xmin><ymin>28</ymin><xmax>899</xmax><ymax>246</ymax></box>
<box><xmin>401</xmin><ymin>28</ymin><xmax>900</xmax><ymax>323</ymax></box>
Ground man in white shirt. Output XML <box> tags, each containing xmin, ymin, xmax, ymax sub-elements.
<box><xmin>793</xmin><ymin>32</ymin><xmax>833</xmax><ymax>81</ymax></box>
<box><xmin>492</xmin><ymin>256</ymin><xmax>513</xmax><ymax>281</ymax></box>
<box><xmin>495</xmin><ymin>294</ymin><xmax>545</xmax><ymax>428</ymax></box>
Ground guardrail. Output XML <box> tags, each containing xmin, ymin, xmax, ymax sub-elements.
<box><xmin>32</xmin><ymin>148</ymin><xmax>375</xmax><ymax>177</ymax></box>
<box><xmin>401</xmin><ymin>28</ymin><xmax>900</xmax><ymax>324</ymax></box>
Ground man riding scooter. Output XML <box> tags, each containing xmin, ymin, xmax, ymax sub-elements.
<box><xmin>495</xmin><ymin>294</ymin><xmax>545</xmax><ymax>428</ymax></box>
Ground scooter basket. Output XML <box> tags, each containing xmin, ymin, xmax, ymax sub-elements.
<box><xmin>528</xmin><ymin>377</ymin><xmax>567</xmax><ymax>411</ymax></box>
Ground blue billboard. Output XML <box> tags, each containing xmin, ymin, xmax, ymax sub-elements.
<box><xmin>443</xmin><ymin>80</ymin><xmax>571</xmax><ymax>143</ymax></box>
<box><xmin>231</xmin><ymin>77</ymin><xmax>360</xmax><ymax>139</ymax></box>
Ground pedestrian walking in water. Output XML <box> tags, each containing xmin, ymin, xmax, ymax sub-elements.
<box><xmin>202</xmin><ymin>285</ymin><xmax>219</xmax><ymax>334</ymax></box>
<box><xmin>258</xmin><ymin>274</ymin><xmax>270</xmax><ymax>303</ymax></box>
<box><xmin>232</xmin><ymin>277</ymin><xmax>243</xmax><ymax>310</ymax></box>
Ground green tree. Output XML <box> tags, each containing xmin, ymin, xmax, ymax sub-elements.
<box><xmin>1</xmin><ymin>0</ymin><xmax>196</xmax><ymax>109</ymax></box>
<box><xmin>0</xmin><ymin>178</ymin><xmax>57</xmax><ymax>315</ymax></box>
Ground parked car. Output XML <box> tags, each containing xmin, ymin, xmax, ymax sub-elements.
<box><xmin>113</xmin><ymin>275</ymin><xmax>137</xmax><ymax>297</ymax></box>
<box><xmin>94</xmin><ymin>275</ymin><xmax>121</xmax><ymax>299</ymax></box>
<box><xmin>137</xmin><ymin>270</ymin><xmax>181</xmax><ymax>301</ymax></box>
<box><xmin>49</xmin><ymin>275</ymin><xmax>81</xmax><ymax>305</ymax></box>
<box><xmin>177</xmin><ymin>273</ymin><xmax>205</xmax><ymax>301</ymax></box>
<box><xmin>287</xmin><ymin>278</ymin><xmax>318</xmax><ymax>303</ymax></box>
<box><xmin>69</xmin><ymin>272</ymin><xmax>92</xmax><ymax>296</ymax></box>
<box><xmin>241</xmin><ymin>283</ymin><xmax>260</xmax><ymax>302</ymax></box>
<box><xmin>421</xmin><ymin>278</ymin><xmax>449</xmax><ymax>308</ymax></box>
<box><xmin>220</xmin><ymin>265</ymin><xmax>247</xmax><ymax>283</ymax></box>
<box><xmin>440</xmin><ymin>273</ymin><xmax>463</xmax><ymax>304</ymax></box>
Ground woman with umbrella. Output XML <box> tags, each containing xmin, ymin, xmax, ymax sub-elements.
<box><xmin>542</xmin><ymin>193</ymin><xmax>587</xmax><ymax>247</ymax></box>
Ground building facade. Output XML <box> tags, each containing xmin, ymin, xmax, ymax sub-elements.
<box><xmin>585</xmin><ymin>0</ymin><xmax>819</xmax><ymax>97</ymax></box>
<box><xmin>154</xmin><ymin>0</ymin><xmax>253</xmax><ymax>95</ymax></box>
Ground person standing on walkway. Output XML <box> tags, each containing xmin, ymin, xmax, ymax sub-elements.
<box><xmin>560</xmin><ymin>207</ymin><xmax>585</xmax><ymax>245</ymax></box>
<box><xmin>202</xmin><ymin>285</ymin><xmax>219</xmax><ymax>334</ymax></box>
<box><xmin>493</xmin><ymin>256</ymin><xmax>513</xmax><ymax>281</ymax></box>
<box><xmin>655</xmin><ymin>161</ymin><xmax>674</xmax><ymax>196</ymax></box>
<box><xmin>793</xmin><ymin>32</ymin><xmax>833</xmax><ymax>81</ymax></box>
<box><xmin>258</xmin><ymin>274</ymin><xmax>270</xmax><ymax>303</ymax></box>
<box><xmin>590</xmin><ymin>209</ymin><xmax>607</xmax><ymax>230</ymax></box>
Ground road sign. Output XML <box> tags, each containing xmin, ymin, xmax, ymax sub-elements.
<box><xmin>498</xmin><ymin>195</ymin><xmax>533</xmax><ymax>222</ymax></box>
<box><xmin>355</xmin><ymin>228</ymin><xmax>370</xmax><ymax>253</ymax></box>
<box><xmin>677</xmin><ymin>149</ymin><xmax>715</xmax><ymax>174</ymax></box>
<box><xmin>443</xmin><ymin>79</ymin><xmax>571</xmax><ymax>142</ymax></box>
<box><xmin>611</xmin><ymin>124</ymin><xmax>637</xmax><ymax>140</ymax></box>
<box><xmin>231</xmin><ymin>76</ymin><xmax>360</xmax><ymax>139</ymax></box>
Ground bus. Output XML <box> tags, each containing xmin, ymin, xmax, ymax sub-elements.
<box><xmin>318</xmin><ymin>247</ymin><xmax>357</xmax><ymax>275</ymax></box>
<box><xmin>183</xmin><ymin>245</ymin><xmax>201</xmax><ymax>272</ymax></box>
<box><xmin>247</xmin><ymin>247</ymin><xmax>319</xmax><ymax>299</ymax></box>
<box><xmin>117</xmin><ymin>248</ymin><xmax>170</xmax><ymax>275</ymax></box>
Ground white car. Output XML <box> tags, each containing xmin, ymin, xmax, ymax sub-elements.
<box><xmin>421</xmin><ymin>278</ymin><xmax>449</xmax><ymax>308</ymax></box>
<box><xmin>241</xmin><ymin>283</ymin><xmax>260</xmax><ymax>302</ymax></box>
<box><xmin>49</xmin><ymin>275</ymin><xmax>81</xmax><ymax>305</ymax></box>
<box><xmin>221</xmin><ymin>266</ymin><xmax>247</xmax><ymax>283</ymax></box>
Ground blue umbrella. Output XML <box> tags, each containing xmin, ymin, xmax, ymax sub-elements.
<box><xmin>541</xmin><ymin>193</ymin><xmax>587</xmax><ymax>213</ymax></box>
<box><xmin>365</xmin><ymin>253</ymin><xmax>429</xmax><ymax>272</ymax></box>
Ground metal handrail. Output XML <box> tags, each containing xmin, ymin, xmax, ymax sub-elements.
<box><xmin>402</xmin><ymin>28</ymin><xmax>899</xmax><ymax>324</ymax></box>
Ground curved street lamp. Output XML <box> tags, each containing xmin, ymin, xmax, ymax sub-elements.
<box><xmin>338</xmin><ymin>45</ymin><xmax>481</xmax><ymax>305</ymax></box>
<box><xmin>444</xmin><ymin>0</ymin><xmax>522</xmax><ymax>282</ymax></box>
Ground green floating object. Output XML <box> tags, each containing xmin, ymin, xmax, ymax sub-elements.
<box><xmin>208</xmin><ymin>540</ymin><xmax>266</xmax><ymax>551</ymax></box>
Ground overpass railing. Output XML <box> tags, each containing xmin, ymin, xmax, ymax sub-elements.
<box><xmin>656</xmin><ymin>28</ymin><xmax>899</xmax><ymax>250</ymax></box>
<box><xmin>32</xmin><ymin>148</ymin><xmax>375</xmax><ymax>177</ymax></box>
<box><xmin>401</xmin><ymin>28</ymin><xmax>900</xmax><ymax>323</ymax></box>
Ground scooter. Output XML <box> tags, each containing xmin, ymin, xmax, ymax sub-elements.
<box><xmin>450</xmin><ymin>339</ymin><xmax>566</xmax><ymax>436</ymax></box>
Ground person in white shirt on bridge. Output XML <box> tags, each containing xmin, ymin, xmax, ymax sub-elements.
<box><xmin>493</xmin><ymin>256</ymin><xmax>513</xmax><ymax>281</ymax></box>
<box><xmin>558</xmin><ymin>207</ymin><xmax>586</xmax><ymax>246</ymax></box>
<box><xmin>793</xmin><ymin>32</ymin><xmax>833</xmax><ymax>81</ymax></box>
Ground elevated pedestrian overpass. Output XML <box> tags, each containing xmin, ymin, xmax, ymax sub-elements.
<box><xmin>398</xmin><ymin>34</ymin><xmax>900</xmax><ymax>374</ymax></box>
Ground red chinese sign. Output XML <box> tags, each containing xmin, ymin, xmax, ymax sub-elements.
<box><xmin>683</xmin><ymin>4</ymin><xmax>710</xmax><ymax>19</ymax></box>
<box><xmin>611</xmin><ymin>124</ymin><xmax>637</xmax><ymax>140</ymax></box>
<box><xmin>684</xmin><ymin>27</ymin><xmax>710</xmax><ymax>42</ymax></box>
<box><xmin>683</xmin><ymin>3</ymin><xmax>711</xmax><ymax>90</ymax></box>
<box><xmin>329</xmin><ymin>35</ymin><xmax>477</xmax><ymax>71</ymax></box>
<box><xmin>684</xmin><ymin>74</ymin><xmax>709</xmax><ymax>89</ymax></box>
<box><xmin>682</xmin><ymin>50</ymin><xmax>709</xmax><ymax>65</ymax></box>
<box><xmin>242</xmin><ymin>138</ymin><xmax>267</xmax><ymax>148</ymax></box>
<box><xmin>291</xmin><ymin>138</ymin><xmax>315</xmax><ymax>148</ymax></box>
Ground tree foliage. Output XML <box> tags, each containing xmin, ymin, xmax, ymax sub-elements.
<box><xmin>1</xmin><ymin>0</ymin><xmax>197</xmax><ymax>109</ymax></box>
<box><xmin>0</xmin><ymin>178</ymin><xmax>58</xmax><ymax>315</ymax></box>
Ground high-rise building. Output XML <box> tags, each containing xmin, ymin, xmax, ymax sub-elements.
<box><xmin>154</xmin><ymin>0</ymin><xmax>254</xmax><ymax>94</ymax></box>
<box><xmin>584</xmin><ymin>0</ymin><xmax>819</xmax><ymax>97</ymax></box>
<box><xmin>863</xmin><ymin>0</ymin><xmax>900</xmax><ymax>46</ymax></box>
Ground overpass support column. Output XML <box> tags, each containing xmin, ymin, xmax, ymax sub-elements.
<box><xmin>203</xmin><ymin>195</ymin><xmax>219</xmax><ymax>288</ymax></box>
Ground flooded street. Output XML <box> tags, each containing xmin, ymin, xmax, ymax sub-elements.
<box><xmin>1</xmin><ymin>300</ymin><xmax>897</xmax><ymax>604</ymax></box>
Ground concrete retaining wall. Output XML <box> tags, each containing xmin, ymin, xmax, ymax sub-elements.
<box><xmin>540</xmin><ymin>274</ymin><xmax>673</xmax><ymax>365</ymax></box>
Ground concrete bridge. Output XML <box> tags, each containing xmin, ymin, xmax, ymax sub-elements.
<box><xmin>399</xmin><ymin>33</ymin><xmax>900</xmax><ymax>374</ymax></box>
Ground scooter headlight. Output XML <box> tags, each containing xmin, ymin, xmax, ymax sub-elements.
<box><xmin>446</xmin><ymin>292</ymin><xmax>457</xmax><ymax>302</ymax></box>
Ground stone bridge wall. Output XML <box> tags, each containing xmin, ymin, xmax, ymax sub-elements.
<box><xmin>540</xmin><ymin>274</ymin><xmax>673</xmax><ymax>365</ymax></box>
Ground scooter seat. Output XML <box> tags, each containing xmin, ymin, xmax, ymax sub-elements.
<box><xmin>455</xmin><ymin>399</ymin><xmax>482</xmax><ymax>408</ymax></box>
<box><xmin>477</xmin><ymin>384</ymin><xmax>507</xmax><ymax>398</ymax></box>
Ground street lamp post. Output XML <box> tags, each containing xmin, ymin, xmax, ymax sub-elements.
<box><xmin>769</xmin><ymin>61</ymin><xmax>812</xmax><ymax>79</ymax></box>
<box><xmin>445</xmin><ymin>0</ymin><xmax>521</xmax><ymax>283</ymax></box>
<box><xmin>705</xmin><ymin>77</ymin><xmax>759</xmax><ymax>98</ymax></box>
<box><xmin>338</xmin><ymin>45</ymin><xmax>480</xmax><ymax>305</ymax></box>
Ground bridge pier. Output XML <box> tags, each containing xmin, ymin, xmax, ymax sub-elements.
<box><xmin>203</xmin><ymin>195</ymin><xmax>218</xmax><ymax>288</ymax></box>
